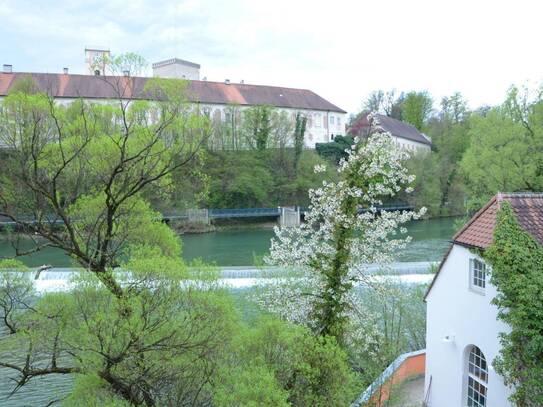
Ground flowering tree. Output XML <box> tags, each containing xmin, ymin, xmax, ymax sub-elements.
<box><xmin>263</xmin><ymin>114</ymin><xmax>425</xmax><ymax>343</ymax></box>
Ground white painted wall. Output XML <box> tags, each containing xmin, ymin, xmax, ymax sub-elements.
<box><xmin>199</xmin><ymin>103</ymin><xmax>346</xmax><ymax>148</ymax></box>
<box><xmin>425</xmin><ymin>244</ymin><xmax>513</xmax><ymax>406</ymax></box>
<box><xmin>0</xmin><ymin>96</ymin><xmax>345</xmax><ymax>149</ymax></box>
<box><xmin>153</xmin><ymin>63</ymin><xmax>200</xmax><ymax>80</ymax></box>
<box><xmin>391</xmin><ymin>135</ymin><xmax>431</xmax><ymax>154</ymax></box>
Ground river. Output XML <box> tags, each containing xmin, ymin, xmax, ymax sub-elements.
<box><xmin>0</xmin><ymin>217</ymin><xmax>458</xmax><ymax>267</ymax></box>
<box><xmin>0</xmin><ymin>217</ymin><xmax>457</xmax><ymax>405</ymax></box>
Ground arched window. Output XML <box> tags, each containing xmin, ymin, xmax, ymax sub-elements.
<box><xmin>467</xmin><ymin>346</ymin><xmax>488</xmax><ymax>407</ymax></box>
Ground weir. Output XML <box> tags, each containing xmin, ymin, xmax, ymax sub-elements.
<box><xmin>6</xmin><ymin>262</ymin><xmax>437</xmax><ymax>293</ymax></box>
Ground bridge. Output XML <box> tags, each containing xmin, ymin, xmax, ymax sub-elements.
<box><xmin>0</xmin><ymin>202</ymin><xmax>414</xmax><ymax>227</ymax></box>
<box><xmin>162</xmin><ymin>202</ymin><xmax>413</xmax><ymax>221</ymax></box>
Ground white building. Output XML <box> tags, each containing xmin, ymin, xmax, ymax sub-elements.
<box><xmin>152</xmin><ymin>58</ymin><xmax>201</xmax><ymax>80</ymax></box>
<box><xmin>84</xmin><ymin>47</ymin><xmax>110</xmax><ymax>76</ymax></box>
<box><xmin>424</xmin><ymin>193</ymin><xmax>543</xmax><ymax>406</ymax></box>
<box><xmin>0</xmin><ymin>57</ymin><xmax>346</xmax><ymax>149</ymax></box>
<box><xmin>349</xmin><ymin>113</ymin><xmax>432</xmax><ymax>153</ymax></box>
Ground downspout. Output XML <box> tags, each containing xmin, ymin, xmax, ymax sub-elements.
<box><xmin>326</xmin><ymin>110</ymin><xmax>330</xmax><ymax>141</ymax></box>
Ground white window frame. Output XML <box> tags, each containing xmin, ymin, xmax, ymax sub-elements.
<box><xmin>469</xmin><ymin>258</ymin><xmax>486</xmax><ymax>293</ymax></box>
<box><xmin>466</xmin><ymin>346</ymin><xmax>488</xmax><ymax>407</ymax></box>
<box><xmin>330</xmin><ymin>116</ymin><xmax>335</xmax><ymax>124</ymax></box>
<box><xmin>315</xmin><ymin>113</ymin><xmax>321</xmax><ymax>128</ymax></box>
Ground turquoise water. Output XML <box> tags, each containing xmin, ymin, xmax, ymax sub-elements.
<box><xmin>0</xmin><ymin>218</ymin><xmax>457</xmax><ymax>405</ymax></box>
<box><xmin>0</xmin><ymin>217</ymin><xmax>457</xmax><ymax>267</ymax></box>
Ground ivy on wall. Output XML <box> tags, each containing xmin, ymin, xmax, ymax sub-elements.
<box><xmin>485</xmin><ymin>202</ymin><xmax>543</xmax><ymax>406</ymax></box>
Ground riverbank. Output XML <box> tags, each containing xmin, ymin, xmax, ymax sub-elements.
<box><xmin>172</xmin><ymin>218</ymin><xmax>278</xmax><ymax>234</ymax></box>
<box><xmin>173</xmin><ymin>213</ymin><xmax>462</xmax><ymax>235</ymax></box>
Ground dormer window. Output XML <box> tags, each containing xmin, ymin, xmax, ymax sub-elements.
<box><xmin>470</xmin><ymin>258</ymin><xmax>486</xmax><ymax>291</ymax></box>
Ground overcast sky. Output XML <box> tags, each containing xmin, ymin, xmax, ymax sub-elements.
<box><xmin>1</xmin><ymin>0</ymin><xmax>542</xmax><ymax>114</ymax></box>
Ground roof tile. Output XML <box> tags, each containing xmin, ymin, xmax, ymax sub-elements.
<box><xmin>348</xmin><ymin>113</ymin><xmax>432</xmax><ymax>146</ymax></box>
<box><xmin>0</xmin><ymin>72</ymin><xmax>346</xmax><ymax>113</ymax></box>
<box><xmin>454</xmin><ymin>193</ymin><xmax>543</xmax><ymax>249</ymax></box>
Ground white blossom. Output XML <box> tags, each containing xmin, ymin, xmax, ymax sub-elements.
<box><xmin>313</xmin><ymin>164</ymin><xmax>327</xmax><ymax>173</ymax></box>
<box><xmin>260</xmin><ymin>131</ymin><xmax>426</xmax><ymax>332</ymax></box>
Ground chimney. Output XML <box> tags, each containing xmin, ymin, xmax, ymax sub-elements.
<box><xmin>225</xmin><ymin>79</ymin><xmax>230</xmax><ymax>85</ymax></box>
<box><xmin>202</xmin><ymin>76</ymin><xmax>207</xmax><ymax>81</ymax></box>
<box><xmin>63</xmin><ymin>67</ymin><xmax>69</xmax><ymax>74</ymax></box>
<box><xmin>3</xmin><ymin>64</ymin><xmax>12</xmax><ymax>73</ymax></box>
<box><xmin>123</xmin><ymin>69</ymin><xmax>130</xmax><ymax>76</ymax></box>
<box><xmin>240</xmin><ymin>79</ymin><xmax>244</xmax><ymax>84</ymax></box>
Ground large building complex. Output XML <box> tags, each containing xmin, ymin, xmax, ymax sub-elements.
<box><xmin>0</xmin><ymin>55</ymin><xmax>346</xmax><ymax>149</ymax></box>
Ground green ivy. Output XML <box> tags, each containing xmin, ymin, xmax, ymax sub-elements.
<box><xmin>484</xmin><ymin>202</ymin><xmax>543</xmax><ymax>406</ymax></box>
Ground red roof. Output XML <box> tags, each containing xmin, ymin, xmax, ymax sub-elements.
<box><xmin>425</xmin><ymin>192</ymin><xmax>543</xmax><ymax>300</ymax></box>
<box><xmin>0</xmin><ymin>72</ymin><xmax>346</xmax><ymax>113</ymax></box>
<box><xmin>454</xmin><ymin>193</ymin><xmax>543</xmax><ymax>249</ymax></box>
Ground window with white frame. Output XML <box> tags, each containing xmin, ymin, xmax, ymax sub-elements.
<box><xmin>315</xmin><ymin>113</ymin><xmax>321</xmax><ymax>127</ymax></box>
<box><xmin>470</xmin><ymin>258</ymin><xmax>486</xmax><ymax>291</ymax></box>
<box><xmin>330</xmin><ymin>116</ymin><xmax>335</xmax><ymax>124</ymax></box>
<box><xmin>466</xmin><ymin>346</ymin><xmax>488</xmax><ymax>407</ymax></box>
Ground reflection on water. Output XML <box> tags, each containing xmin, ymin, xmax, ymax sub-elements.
<box><xmin>0</xmin><ymin>217</ymin><xmax>458</xmax><ymax>267</ymax></box>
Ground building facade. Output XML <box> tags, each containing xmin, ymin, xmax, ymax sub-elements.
<box><xmin>0</xmin><ymin>58</ymin><xmax>346</xmax><ymax>149</ymax></box>
<box><xmin>152</xmin><ymin>58</ymin><xmax>201</xmax><ymax>80</ymax></box>
<box><xmin>349</xmin><ymin>113</ymin><xmax>432</xmax><ymax>153</ymax></box>
<box><xmin>424</xmin><ymin>193</ymin><xmax>543</xmax><ymax>406</ymax></box>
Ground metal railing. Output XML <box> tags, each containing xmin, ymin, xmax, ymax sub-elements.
<box><xmin>1</xmin><ymin>202</ymin><xmax>414</xmax><ymax>226</ymax></box>
<box><xmin>209</xmin><ymin>207</ymin><xmax>280</xmax><ymax>218</ymax></box>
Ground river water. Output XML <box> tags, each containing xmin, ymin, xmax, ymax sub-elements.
<box><xmin>0</xmin><ymin>217</ymin><xmax>457</xmax><ymax>268</ymax></box>
<box><xmin>0</xmin><ymin>217</ymin><xmax>457</xmax><ymax>405</ymax></box>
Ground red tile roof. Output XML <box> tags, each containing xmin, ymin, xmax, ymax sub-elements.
<box><xmin>0</xmin><ymin>72</ymin><xmax>346</xmax><ymax>113</ymax></box>
<box><xmin>425</xmin><ymin>192</ymin><xmax>543</xmax><ymax>300</ymax></box>
<box><xmin>454</xmin><ymin>193</ymin><xmax>543</xmax><ymax>249</ymax></box>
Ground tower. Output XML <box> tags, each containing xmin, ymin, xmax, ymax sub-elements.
<box><xmin>85</xmin><ymin>47</ymin><xmax>111</xmax><ymax>76</ymax></box>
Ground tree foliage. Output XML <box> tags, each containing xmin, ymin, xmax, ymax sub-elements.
<box><xmin>315</xmin><ymin>135</ymin><xmax>355</xmax><ymax>164</ymax></box>
<box><xmin>484</xmin><ymin>202</ymin><xmax>543</xmax><ymax>406</ymax></box>
<box><xmin>264</xmin><ymin>128</ymin><xmax>424</xmax><ymax>343</ymax></box>
<box><xmin>0</xmin><ymin>56</ymin><xmax>362</xmax><ymax>405</ymax></box>
<box><xmin>400</xmin><ymin>91</ymin><xmax>433</xmax><ymax>131</ymax></box>
<box><xmin>293</xmin><ymin>112</ymin><xmax>307</xmax><ymax>172</ymax></box>
<box><xmin>461</xmin><ymin>86</ymin><xmax>543</xmax><ymax>209</ymax></box>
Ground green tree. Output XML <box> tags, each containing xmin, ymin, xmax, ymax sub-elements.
<box><xmin>363</xmin><ymin>89</ymin><xmax>404</xmax><ymax>120</ymax></box>
<box><xmin>441</xmin><ymin>92</ymin><xmax>468</xmax><ymax>123</ymax></box>
<box><xmin>293</xmin><ymin>112</ymin><xmax>307</xmax><ymax>172</ymax></box>
<box><xmin>404</xmin><ymin>153</ymin><xmax>441</xmax><ymax>216</ymax></box>
<box><xmin>0</xmin><ymin>55</ymin><xmax>239</xmax><ymax>406</ymax></box>
<box><xmin>242</xmin><ymin>105</ymin><xmax>273</xmax><ymax>151</ymax></box>
<box><xmin>461</xmin><ymin>88</ymin><xmax>543</xmax><ymax>209</ymax></box>
<box><xmin>220</xmin><ymin>318</ymin><xmax>359</xmax><ymax>407</ymax></box>
<box><xmin>401</xmin><ymin>91</ymin><xmax>433</xmax><ymax>131</ymax></box>
<box><xmin>485</xmin><ymin>202</ymin><xmax>543</xmax><ymax>406</ymax></box>
<box><xmin>315</xmin><ymin>135</ymin><xmax>355</xmax><ymax>164</ymax></box>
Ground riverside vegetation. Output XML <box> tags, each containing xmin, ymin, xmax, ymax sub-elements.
<box><xmin>1</xmin><ymin>53</ymin><xmax>540</xmax><ymax>405</ymax></box>
<box><xmin>318</xmin><ymin>87</ymin><xmax>543</xmax><ymax>218</ymax></box>
<box><xmin>0</xmin><ymin>55</ymin><xmax>424</xmax><ymax>406</ymax></box>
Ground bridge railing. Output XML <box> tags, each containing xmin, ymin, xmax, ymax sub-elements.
<box><xmin>1</xmin><ymin>203</ymin><xmax>414</xmax><ymax>226</ymax></box>
<box><xmin>209</xmin><ymin>207</ymin><xmax>281</xmax><ymax>219</ymax></box>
